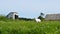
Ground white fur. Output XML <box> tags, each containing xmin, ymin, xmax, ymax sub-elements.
<box><xmin>35</xmin><ymin>18</ymin><xmax>41</xmax><ymax>23</ymax></box>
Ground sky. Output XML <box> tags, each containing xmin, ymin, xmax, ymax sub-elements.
<box><xmin>0</xmin><ymin>0</ymin><xmax>60</xmax><ymax>18</ymax></box>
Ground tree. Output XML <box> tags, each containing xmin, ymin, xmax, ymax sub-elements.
<box><xmin>38</xmin><ymin>12</ymin><xmax>44</xmax><ymax>20</ymax></box>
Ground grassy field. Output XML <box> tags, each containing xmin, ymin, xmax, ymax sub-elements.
<box><xmin>0</xmin><ymin>16</ymin><xmax>60</xmax><ymax>34</ymax></box>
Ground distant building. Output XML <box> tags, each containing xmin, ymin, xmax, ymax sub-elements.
<box><xmin>6</xmin><ymin>12</ymin><xmax>18</xmax><ymax>19</ymax></box>
<box><xmin>45</xmin><ymin>14</ymin><xmax>60</xmax><ymax>20</ymax></box>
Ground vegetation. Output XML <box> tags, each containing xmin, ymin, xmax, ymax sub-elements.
<box><xmin>38</xmin><ymin>12</ymin><xmax>44</xmax><ymax>20</ymax></box>
<box><xmin>0</xmin><ymin>16</ymin><xmax>60</xmax><ymax>34</ymax></box>
<box><xmin>18</xmin><ymin>17</ymin><xmax>33</xmax><ymax>21</ymax></box>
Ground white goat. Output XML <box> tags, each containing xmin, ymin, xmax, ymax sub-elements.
<box><xmin>35</xmin><ymin>18</ymin><xmax>41</xmax><ymax>23</ymax></box>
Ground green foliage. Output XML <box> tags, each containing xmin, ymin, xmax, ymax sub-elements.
<box><xmin>0</xmin><ymin>16</ymin><xmax>60</xmax><ymax>34</ymax></box>
<box><xmin>38</xmin><ymin>12</ymin><xmax>44</xmax><ymax>20</ymax></box>
<box><xmin>38</xmin><ymin>16</ymin><xmax>44</xmax><ymax>21</ymax></box>
<box><xmin>0</xmin><ymin>16</ymin><xmax>14</xmax><ymax>22</ymax></box>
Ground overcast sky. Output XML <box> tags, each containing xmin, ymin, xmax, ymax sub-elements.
<box><xmin>0</xmin><ymin>0</ymin><xmax>60</xmax><ymax>18</ymax></box>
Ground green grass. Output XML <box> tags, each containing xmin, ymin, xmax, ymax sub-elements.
<box><xmin>0</xmin><ymin>16</ymin><xmax>60</xmax><ymax>34</ymax></box>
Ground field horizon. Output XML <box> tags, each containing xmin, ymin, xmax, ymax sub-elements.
<box><xmin>0</xmin><ymin>16</ymin><xmax>60</xmax><ymax>34</ymax></box>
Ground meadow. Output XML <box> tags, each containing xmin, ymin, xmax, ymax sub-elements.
<box><xmin>0</xmin><ymin>16</ymin><xmax>60</xmax><ymax>34</ymax></box>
